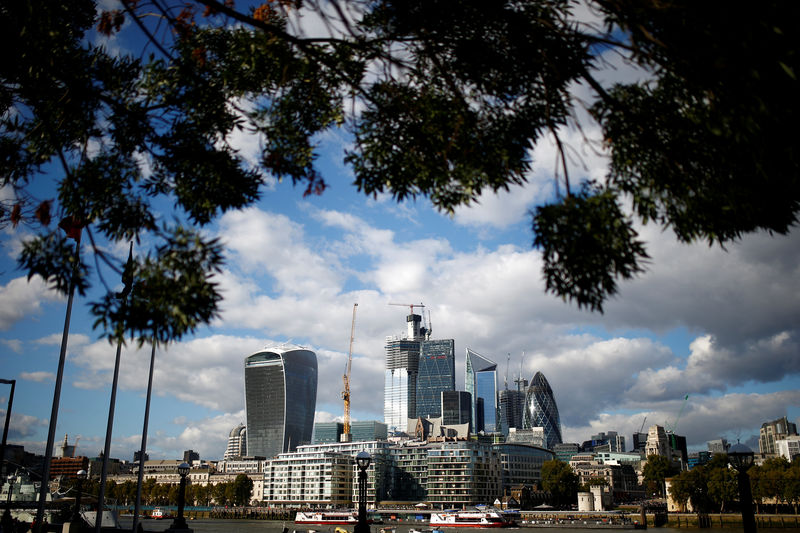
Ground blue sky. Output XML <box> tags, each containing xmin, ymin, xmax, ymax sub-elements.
<box><xmin>1</xmin><ymin>2</ymin><xmax>799</xmax><ymax>462</ymax></box>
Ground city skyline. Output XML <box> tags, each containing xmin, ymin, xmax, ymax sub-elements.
<box><xmin>1</xmin><ymin>17</ymin><xmax>799</xmax><ymax>461</ymax></box>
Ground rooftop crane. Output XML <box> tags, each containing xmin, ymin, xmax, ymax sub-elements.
<box><xmin>388</xmin><ymin>302</ymin><xmax>425</xmax><ymax>315</ymax></box>
<box><xmin>639</xmin><ymin>416</ymin><xmax>648</xmax><ymax>434</ymax></box>
<box><xmin>342</xmin><ymin>303</ymin><xmax>358</xmax><ymax>441</ymax></box>
<box><xmin>667</xmin><ymin>394</ymin><xmax>690</xmax><ymax>433</ymax></box>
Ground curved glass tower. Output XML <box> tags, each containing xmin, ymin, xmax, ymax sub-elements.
<box><xmin>244</xmin><ymin>345</ymin><xmax>317</xmax><ymax>458</ymax></box>
<box><xmin>523</xmin><ymin>371</ymin><xmax>562</xmax><ymax>449</ymax></box>
<box><xmin>465</xmin><ymin>348</ymin><xmax>498</xmax><ymax>433</ymax></box>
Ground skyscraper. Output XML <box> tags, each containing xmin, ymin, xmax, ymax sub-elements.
<box><xmin>442</xmin><ymin>390</ymin><xmax>472</xmax><ymax>427</ymax></box>
<box><xmin>384</xmin><ymin>313</ymin><xmax>424</xmax><ymax>433</ymax></box>
<box><xmin>244</xmin><ymin>344</ymin><xmax>317</xmax><ymax>458</ymax></box>
<box><xmin>465</xmin><ymin>349</ymin><xmax>498</xmax><ymax>433</ymax></box>
<box><xmin>523</xmin><ymin>371</ymin><xmax>562</xmax><ymax>449</ymax></box>
<box><xmin>416</xmin><ymin>339</ymin><xmax>456</xmax><ymax>418</ymax></box>
<box><xmin>498</xmin><ymin>376</ymin><xmax>527</xmax><ymax>435</ymax></box>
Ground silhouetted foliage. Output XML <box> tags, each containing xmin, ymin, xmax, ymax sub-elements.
<box><xmin>3</xmin><ymin>0</ymin><xmax>799</xmax><ymax>339</ymax></box>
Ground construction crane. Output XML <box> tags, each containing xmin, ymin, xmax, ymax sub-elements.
<box><xmin>342</xmin><ymin>303</ymin><xmax>358</xmax><ymax>441</ymax></box>
<box><xmin>388</xmin><ymin>302</ymin><xmax>425</xmax><ymax>315</ymax></box>
<box><xmin>639</xmin><ymin>416</ymin><xmax>647</xmax><ymax>434</ymax></box>
<box><xmin>667</xmin><ymin>394</ymin><xmax>690</xmax><ymax>433</ymax></box>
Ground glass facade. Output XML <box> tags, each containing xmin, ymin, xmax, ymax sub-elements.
<box><xmin>384</xmin><ymin>337</ymin><xmax>420</xmax><ymax>433</ymax></box>
<box><xmin>416</xmin><ymin>339</ymin><xmax>455</xmax><ymax>418</ymax></box>
<box><xmin>245</xmin><ymin>346</ymin><xmax>317</xmax><ymax>459</ymax></box>
<box><xmin>441</xmin><ymin>390</ymin><xmax>472</xmax><ymax>426</ymax></box>
<box><xmin>350</xmin><ymin>420</ymin><xmax>388</xmax><ymax>442</ymax></box>
<box><xmin>313</xmin><ymin>422</ymin><xmax>343</xmax><ymax>444</ymax></box>
<box><xmin>498</xmin><ymin>389</ymin><xmax>525</xmax><ymax>435</ymax></box>
<box><xmin>465</xmin><ymin>349</ymin><xmax>498</xmax><ymax>433</ymax></box>
<box><xmin>522</xmin><ymin>371</ymin><xmax>562</xmax><ymax>450</ymax></box>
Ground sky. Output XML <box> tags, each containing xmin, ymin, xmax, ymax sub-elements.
<box><xmin>1</xmin><ymin>2</ymin><xmax>799</xmax><ymax>464</ymax></box>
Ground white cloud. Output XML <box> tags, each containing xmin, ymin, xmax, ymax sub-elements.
<box><xmin>1</xmin><ymin>339</ymin><xmax>22</xmax><ymax>353</ymax></box>
<box><xmin>20</xmin><ymin>371</ymin><xmax>55</xmax><ymax>383</ymax></box>
<box><xmin>0</xmin><ymin>276</ymin><xmax>61</xmax><ymax>330</ymax></box>
<box><xmin>0</xmin><ymin>409</ymin><xmax>48</xmax><ymax>439</ymax></box>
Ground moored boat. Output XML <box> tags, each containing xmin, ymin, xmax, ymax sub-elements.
<box><xmin>295</xmin><ymin>511</ymin><xmax>371</xmax><ymax>525</ymax></box>
<box><xmin>430</xmin><ymin>510</ymin><xmax>514</xmax><ymax>528</ymax></box>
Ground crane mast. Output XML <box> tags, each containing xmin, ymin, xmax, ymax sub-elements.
<box><xmin>342</xmin><ymin>303</ymin><xmax>358</xmax><ymax>441</ymax></box>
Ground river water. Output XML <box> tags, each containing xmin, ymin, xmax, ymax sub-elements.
<box><xmin>119</xmin><ymin>517</ymin><xmax>795</xmax><ymax>533</ymax></box>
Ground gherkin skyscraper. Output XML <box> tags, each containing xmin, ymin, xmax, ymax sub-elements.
<box><xmin>523</xmin><ymin>371</ymin><xmax>562</xmax><ymax>449</ymax></box>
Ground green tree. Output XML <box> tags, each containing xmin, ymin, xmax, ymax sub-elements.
<box><xmin>667</xmin><ymin>468</ymin><xmax>697</xmax><ymax>512</ymax></box>
<box><xmin>541</xmin><ymin>459</ymin><xmax>579</xmax><ymax>508</ymax></box>
<box><xmin>212</xmin><ymin>482</ymin><xmax>230</xmax><ymax>507</ymax></box>
<box><xmin>784</xmin><ymin>464</ymin><xmax>800</xmax><ymax>515</ymax></box>
<box><xmin>705</xmin><ymin>463</ymin><xmax>737</xmax><ymax>513</ymax></box>
<box><xmin>759</xmin><ymin>457</ymin><xmax>790</xmax><ymax>513</ymax></box>
<box><xmin>4</xmin><ymin>0</ymin><xmax>800</xmax><ymax>341</ymax></box>
<box><xmin>232</xmin><ymin>474</ymin><xmax>254</xmax><ymax>507</ymax></box>
<box><xmin>642</xmin><ymin>455</ymin><xmax>674</xmax><ymax>498</ymax></box>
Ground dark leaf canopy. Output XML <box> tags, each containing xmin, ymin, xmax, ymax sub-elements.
<box><xmin>2</xmin><ymin>0</ymin><xmax>799</xmax><ymax>341</ymax></box>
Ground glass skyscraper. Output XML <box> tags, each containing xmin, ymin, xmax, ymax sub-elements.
<box><xmin>244</xmin><ymin>345</ymin><xmax>317</xmax><ymax>458</ymax></box>
<box><xmin>523</xmin><ymin>371</ymin><xmax>562</xmax><ymax>449</ymax></box>
<box><xmin>465</xmin><ymin>349</ymin><xmax>498</xmax><ymax>433</ymax></box>
<box><xmin>384</xmin><ymin>313</ymin><xmax>424</xmax><ymax>433</ymax></box>
<box><xmin>416</xmin><ymin>339</ymin><xmax>455</xmax><ymax>418</ymax></box>
<box><xmin>441</xmin><ymin>390</ymin><xmax>472</xmax><ymax>427</ymax></box>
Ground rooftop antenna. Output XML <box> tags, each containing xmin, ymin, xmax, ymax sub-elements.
<box><xmin>505</xmin><ymin>353</ymin><xmax>510</xmax><ymax>389</ymax></box>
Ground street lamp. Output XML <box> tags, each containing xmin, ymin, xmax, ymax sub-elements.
<box><xmin>728</xmin><ymin>442</ymin><xmax>756</xmax><ymax>533</ymax></box>
<box><xmin>2</xmin><ymin>473</ymin><xmax>14</xmax><ymax>532</ymax></box>
<box><xmin>354</xmin><ymin>451</ymin><xmax>371</xmax><ymax>533</ymax></box>
<box><xmin>72</xmin><ymin>469</ymin><xmax>87</xmax><ymax>524</ymax></box>
<box><xmin>167</xmin><ymin>463</ymin><xmax>192</xmax><ymax>533</ymax></box>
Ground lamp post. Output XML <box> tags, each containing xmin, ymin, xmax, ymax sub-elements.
<box><xmin>167</xmin><ymin>463</ymin><xmax>192</xmax><ymax>533</ymax></box>
<box><xmin>354</xmin><ymin>451</ymin><xmax>371</xmax><ymax>533</ymax></box>
<box><xmin>72</xmin><ymin>469</ymin><xmax>87</xmax><ymax>524</ymax></box>
<box><xmin>2</xmin><ymin>473</ymin><xmax>14</xmax><ymax>531</ymax></box>
<box><xmin>728</xmin><ymin>442</ymin><xmax>757</xmax><ymax>533</ymax></box>
<box><xmin>0</xmin><ymin>379</ymin><xmax>15</xmax><ymax>488</ymax></box>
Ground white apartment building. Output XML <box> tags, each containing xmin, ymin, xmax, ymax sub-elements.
<box><xmin>776</xmin><ymin>435</ymin><xmax>800</xmax><ymax>461</ymax></box>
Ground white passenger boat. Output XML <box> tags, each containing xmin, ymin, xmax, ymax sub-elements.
<box><xmin>295</xmin><ymin>511</ymin><xmax>369</xmax><ymax>525</ymax></box>
<box><xmin>430</xmin><ymin>510</ymin><xmax>514</xmax><ymax>528</ymax></box>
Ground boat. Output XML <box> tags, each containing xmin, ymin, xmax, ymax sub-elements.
<box><xmin>151</xmin><ymin>507</ymin><xmax>172</xmax><ymax>520</ymax></box>
<box><xmin>430</xmin><ymin>510</ymin><xmax>515</xmax><ymax>528</ymax></box>
<box><xmin>295</xmin><ymin>511</ymin><xmax>371</xmax><ymax>525</ymax></box>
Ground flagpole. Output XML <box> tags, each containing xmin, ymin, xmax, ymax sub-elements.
<box><xmin>132</xmin><ymin>337</ymin><xmax>157</xmax><ymax>533</ymax></box>
<box><xmin>95</xmin><ymin>244</ymin><xmax>134</xmax><ymax>533</ymax></box>
<box><xmin>35</xmin><ymin>220</ymin><xmax>82</xmax><ymax>532</ymax></box>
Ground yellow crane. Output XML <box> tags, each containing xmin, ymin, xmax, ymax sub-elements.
<box><xmin>342</xmin><ymin>303</ymin><xmax>358</xmax><ymax>440</ymax></box>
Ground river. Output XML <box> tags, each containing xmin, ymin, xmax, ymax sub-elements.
<box><xmin>119</xmin><ymin>517</ymin><xmax>799</xmax><ymax>533</ymax></box>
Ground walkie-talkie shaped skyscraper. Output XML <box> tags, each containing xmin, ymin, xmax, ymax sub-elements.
<box><xmin>244</xmin><ymin>344</ymin><xmax>317</xmax><ymax>458</ymax></box>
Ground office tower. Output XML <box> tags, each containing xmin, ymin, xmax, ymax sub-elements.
<box><xmin>645</xmin><ymin>425</ymin><xmax>670</xmax><ymax>458</ymax></box>
<box><xmin>498</xmin><ymin>376</ymin><xmax>528</xmax><ymax>435</ymax></box>
<box><xmin>759</xmin><ymin>416</ymin><xmax>798</xmax><ymax>455</ymax></box>
<box><xmin>465</xmin><ymin>349</ymin><xmax>498</xmax><ymax>433</ymax></box>
<box><xmin>224</xmin><ymin>424</ymin><xmax>247</xmax><ymax>459</ymax></box>
<box><xmin>442</xmin><ymin>390</ymin><xmax>472</xmax><ymax>426</ymax></box>
<box><xmin>416</xmin><ymin>339</ymin><xmax>456</xmax><ymax>418</ymax></box>
<box><xmin>384</xmin><ymin>313</ymin><xmax>424</xmax><ymax>433</ymax></box>
<box><xmin>632</xmin><ymin>432</ymin><xmax>647</xmax><ymax>453</ymax></box>
<box><xmin>133</xmin><ymin>450</ymin><xmax>149</xmax><ymax>463</ymax></box>
<box><xmin>350</xmin><ymin>420</ymin><xmax>389</xmax><ymax>442</ymax></box>
<box><xmin>244</xmin><ymin>344</ymin><xmax>317</xmax><ymax>458</ymax></box>
<box><xmin>183</xmin><ymin>450</ymin><xmax>199</xmax><ymax>463</ymax></box>
<box><xmin>707</xmin><ymin>438</ymin><xmax>728</xmax><ymax>455</ymax></box>
<box><xmin>313</xmin><ymin>422</ymin><xmax>344</xmax><ymax>444</ymax></box>
<box><xmin>522</xmin><ymin>371</ymin><xmax>562</xmax><ymax>449</ymax></box>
